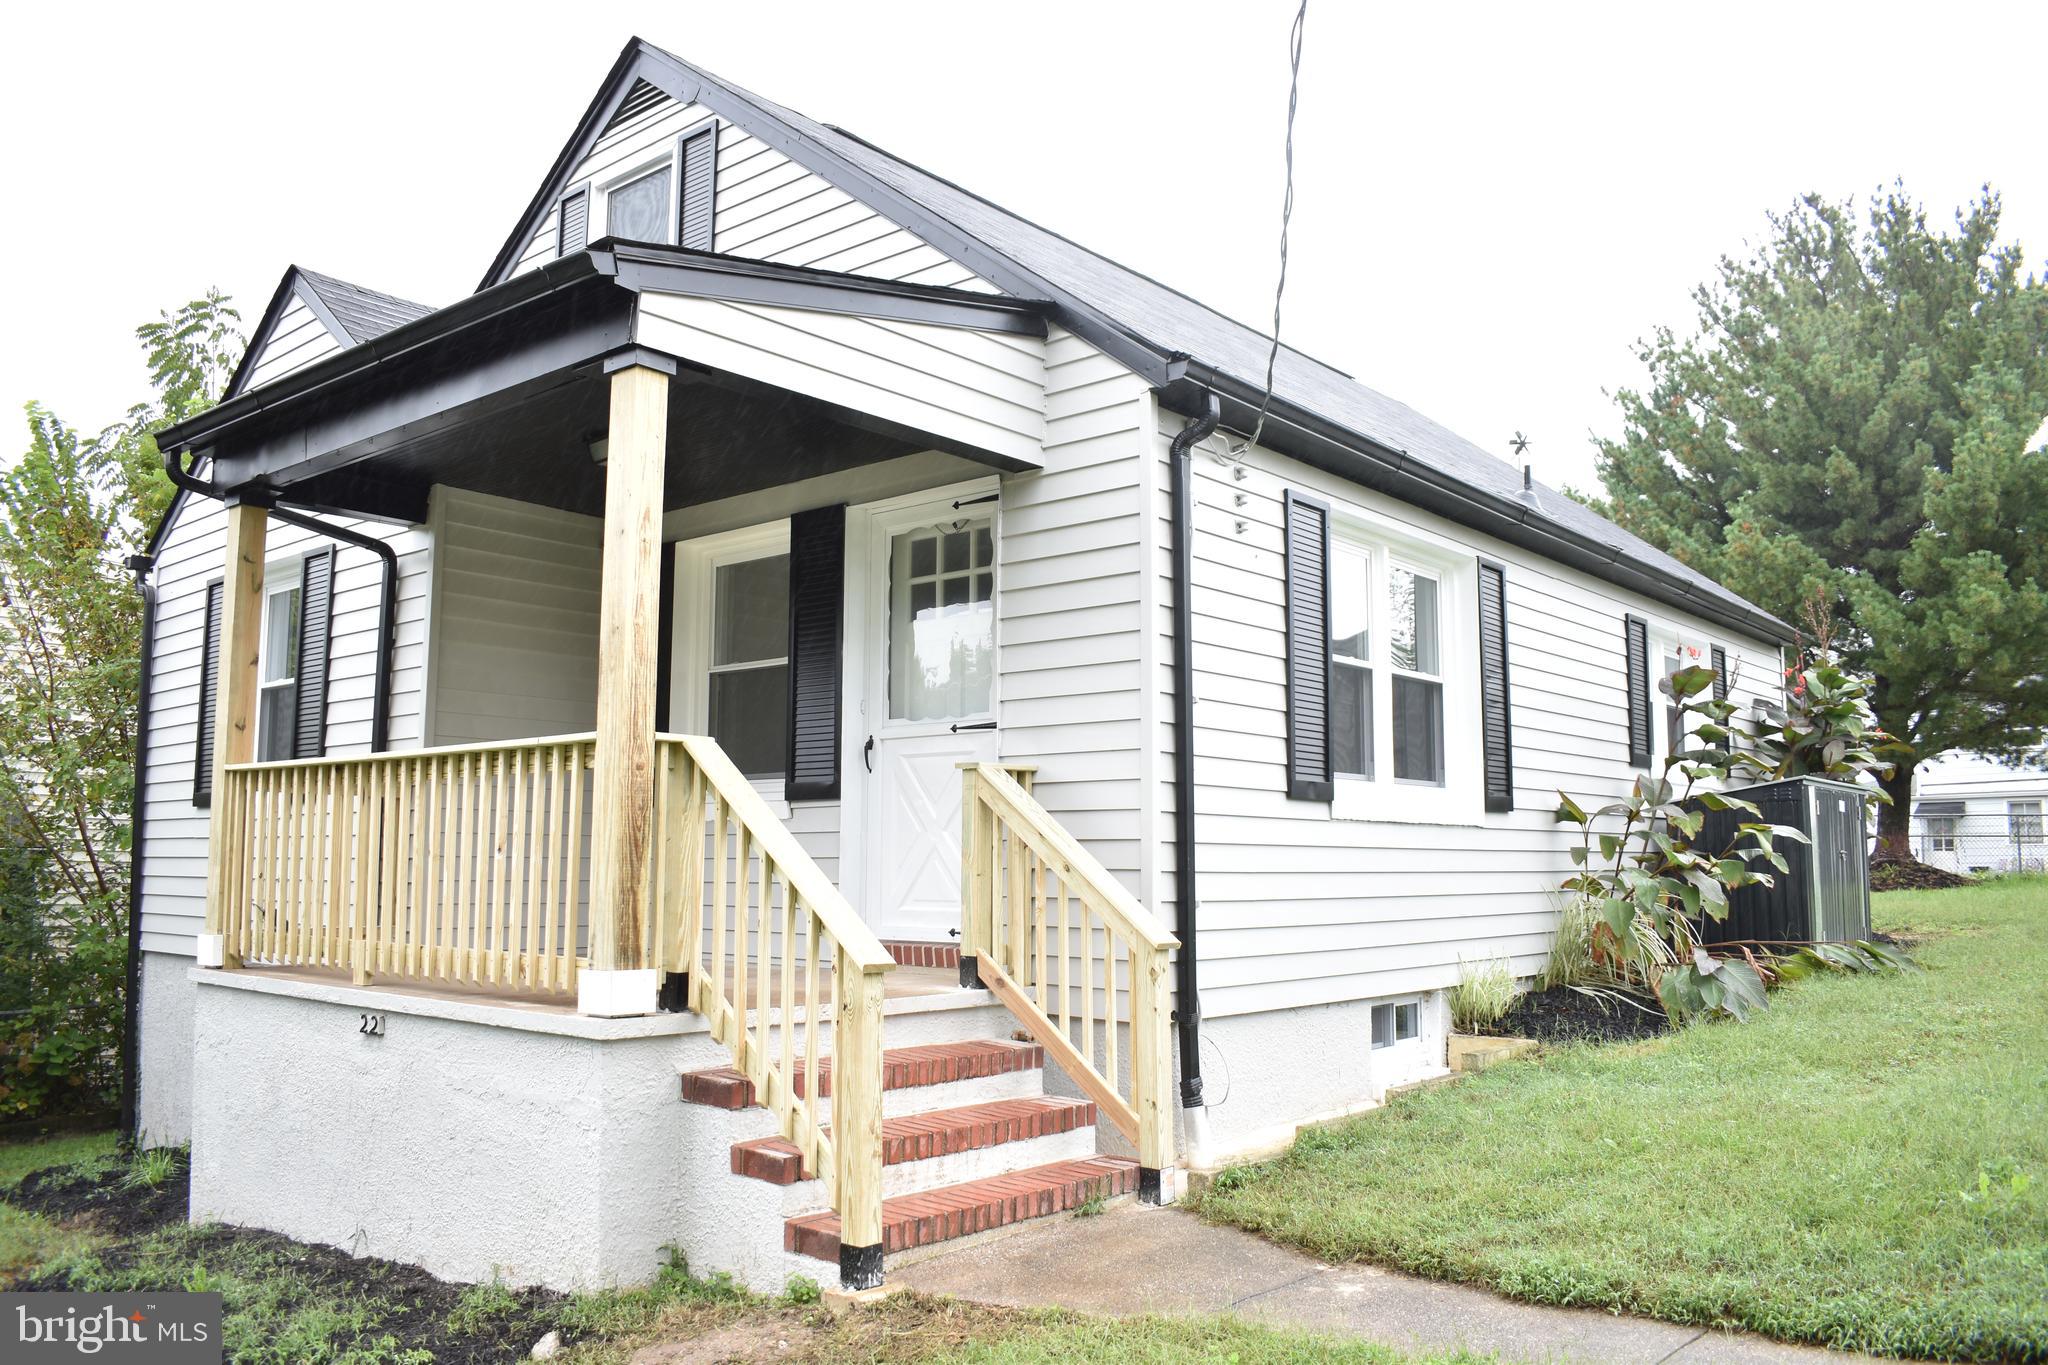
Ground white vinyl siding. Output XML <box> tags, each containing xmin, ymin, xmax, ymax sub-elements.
<box><xmin>996</xmin><ymin>328</ymin><xmax>1161</xmax><ymax>895</ymax></box>
<box><xmin>508</xmin><ymin>87</ymin><xmax>992</xmax><ymax>293</ymax></box>
<box><xmin>634</xmin><ymin>294</ymin><xmax>1045</xmax><ymax>468</ymax></box>
<box><xmin>1156</xmin><ymin>422</ymin><xmax>1782</xmax><ymax>1018</ymax></box>
<box><xmin>138</xmin><ymin>493</ymin><xmax>430</xmax><ymax>956</ymax></box>
<box><xmin>242</xmin><ymin>296</ymin><xmax>344</xmax><ymax>392</ymax></box>
<box><xmin>425</xmin><ymin>489</ymin><xmax>602</xmax><ymax>747</ymax></box>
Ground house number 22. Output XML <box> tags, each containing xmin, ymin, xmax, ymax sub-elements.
<box><xmin>359</xmin><ymin>1013</ymin><xmax>386</xmax><ymax>1037</ymax></box>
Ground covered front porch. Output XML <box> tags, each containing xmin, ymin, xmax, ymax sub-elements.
<box><xmin>162</xmin><ymin>241</ymin><xmax>1179</xmax><ymax>1289</ymax></box>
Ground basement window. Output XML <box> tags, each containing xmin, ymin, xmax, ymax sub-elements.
<box><xmin>1370</xmin><ymin>1001</ymin><xmax>1419</xmax><ymax>1050</ymax></box>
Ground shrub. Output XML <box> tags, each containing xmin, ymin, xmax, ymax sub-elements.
<box><xmin>1540</xmin><ymin>890</ymin><xmax>1602</xmax><ymax>991</ymax></box>
<box><xmin>1448</xmin><ymin>956</ymin><xmax>1517</xmax><ymax>1033</ymax></box>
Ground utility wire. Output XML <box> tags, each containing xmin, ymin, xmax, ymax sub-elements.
<box><xmin>1243</xmin><ymin>0</ymin><xmax>1308</xmax><ymax>455</ymax></box>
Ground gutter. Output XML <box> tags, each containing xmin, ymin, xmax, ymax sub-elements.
<box><xmin>1172</xmin><ymin>365</ymin><xmax>1796</xmax><ymax>645</ymax></box>
<box><xmin>117</xmin><ymin>552</ymin><xmax>156</xmax><ymax>1149</ymax></box>
<box><xmin>1167</xmin><ymin>393</ymin><xmax>1222</xmax><ymax>1169</ymax></box>
<box><xmin>163</xmin><ymin>452</ymin><xmax>399</xmax><ymax>754</ymax></box>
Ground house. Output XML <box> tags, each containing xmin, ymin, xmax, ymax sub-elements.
<box><xmin>1910</xmin><ymin>751</ymin><xmax>2048</xmax><ymax>873</ymax></box>
<box><xmin>128</xmin><ymin>37</ymin><xmax>1793</xmax><ymax>1294</ymax></box>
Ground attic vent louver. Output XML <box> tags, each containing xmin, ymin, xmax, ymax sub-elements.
<box><xmin>606</xmin><ymin>79</ymin><xmax>667</xmax><ymax>133</ymax></box>
<box><xmin>558</xmin><ymin>186</ymin><xmax>588</xmax><ymax>256</ymax></box>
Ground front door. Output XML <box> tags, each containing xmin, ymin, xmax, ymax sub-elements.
<box><xmin>859</xmin><ymin>496</ymin><xmax>999</xmax><ymax>942</ymax></box>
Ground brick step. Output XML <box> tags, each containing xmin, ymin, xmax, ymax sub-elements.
<box><xmin>731</xmin><ymin>1096</ymin><xmax>1095</xmax><ymax>1185</ymax></box>
<box><xmin>679</xmin><ymin>1039</ymin><xmax>1042</xmax><ymax>1110</ymax></box>
<box><xmin>784</xmin><ymin>1155</ymin><xmax>1139</xmax><ymax>1262</ymax></box>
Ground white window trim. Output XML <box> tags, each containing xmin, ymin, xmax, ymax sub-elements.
<box><xmin>1647</xmin><ymin>624</ymin><xmax>1714</xmax><ymax>771</ymax></box>
<box><xmin>254</xmin><ymin>556</ymin><xmax>308</xmax><ymax>763</ymax></box>
<box><xmin>2012</xmin><ymin>800</ymin><xmax>2044</xmax><ymax>841</ymax></box>
<box><xmin>586</xmin><ymin>147</ymin><xmax>680</xmax><ymax>246</ymax></box>
<box><xmin>671</xmin><ymin>522</ymin><xmax>791</xmax><ymax>799</ymax></box>
<box><xmin>1328</xmin><ymin>513</ymin><xmax>1482</xmax><ymax>827</ymax></box>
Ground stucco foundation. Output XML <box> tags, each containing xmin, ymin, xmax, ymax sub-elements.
<box><xmin>186</xmin><ymin>968</ymin><xmax>1010</xmax><ymax>1293</ymax></box>
<box><xmin>137</xmin><ymin>951</ymin><xmax>199</xmax><ymax>1147</ymax></box>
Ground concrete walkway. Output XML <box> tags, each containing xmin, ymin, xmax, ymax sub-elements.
<box><xmin>893</xmin><ymin>1203</ymin><xmax>1888</xmax><ymax>1364</ymax></box>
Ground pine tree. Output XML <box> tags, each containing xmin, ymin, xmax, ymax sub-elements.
<box><xmin>1593</xmin><ymin>188</ymin><xmax>2048</xmax><ymax>858</ymax></box>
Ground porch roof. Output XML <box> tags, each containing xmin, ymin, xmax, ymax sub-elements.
<box><xmin>158</xmin><ymin>244</ymin><xmax>1052</xmax><ymax>521</ymax></box>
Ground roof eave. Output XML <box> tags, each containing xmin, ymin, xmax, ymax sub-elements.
<box><xmin>1171</xmin><ymin>362</ymin><xmax>1796</xmax><ymax>646</ymax></box>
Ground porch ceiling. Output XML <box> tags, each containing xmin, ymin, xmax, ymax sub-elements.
<box><xmin>164</xmin><ymin>244</ymin><xmax>1052</xmax><ymax>523</ymax></box>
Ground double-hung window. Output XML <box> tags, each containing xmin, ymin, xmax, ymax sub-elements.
<box><xmin>707</xmin><ymin>552</ymin><xmax>791</xmax><ymax>782</ymax></box>
<box><xmin>603</xmin><ymin>162</ymin><xmax>673</xmax><ymax>243</ymax></box>
<box><xmin>1325</xmin><ymin>525</ymin><xmax>1475</xmax><ymax>823</ymax></box>
<box><xmin>2012</xmin><ymin>800</ymin><xmax>2044</xmax><ymax>843</ymax></box>
<box><xmin>256</xmin><ymin>576</ymin><xmax>302</xmax><ymax>762</ymax></box>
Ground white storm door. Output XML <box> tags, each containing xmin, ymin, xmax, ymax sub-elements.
<box><xmin>862</xmin><ymin>503</ymin><xmax>998</xmax><ymax>942</ymax></box>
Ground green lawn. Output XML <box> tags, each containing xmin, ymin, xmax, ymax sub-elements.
<box><xmin>1</xmin><ymin>1139</ymin><xmax>1483</xmax><ymax>1364</ymax></box>
<box><xmin>0</xmin><ymin>1128</ymin><xmax>118</xmax><ymax>1280</ymax></box>
<box><xmin>1195</xmin><ymin>877</ymin><xmax>2048</xmax><ymax>1362</ymax></box>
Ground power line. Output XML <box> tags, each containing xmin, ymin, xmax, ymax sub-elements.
<box><xmin>1243</xmin><ymin>0</ymin><xmax>1309</xmax><ymax>456</ymax></box>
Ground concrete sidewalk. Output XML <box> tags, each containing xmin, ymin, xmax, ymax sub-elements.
<box><xmin>893</xmin><ymin>1203</ymin><xmax>1888</xmax><ymax>1364</ymax></box>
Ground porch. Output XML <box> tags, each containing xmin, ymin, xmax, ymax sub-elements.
<box><xmin>164</xmin><ymin>242</ymin><xmax>1179</xmax><ymax>1290</ymax></box>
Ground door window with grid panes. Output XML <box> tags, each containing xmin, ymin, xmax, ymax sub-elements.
<box><xmin>887</xmin><ymin>518</ymin><xmax>994</xmax><ymax>722</ymax></box>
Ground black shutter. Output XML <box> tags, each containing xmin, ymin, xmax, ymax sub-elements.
<box><xmin>1477</xmin><ymin>560</ymin><xmax>1514</xmax><ymax>813</ymax></box>
<box><xmin>678</xmin><ymin>124</ymin><xmax>717</xmax><ymax>251</ymax></box>
<box><xmin>654</xmin><ymin>544</ymin><xmax>676</xmax><ymax>733</ymax></box>
<box><xmin>193</xmin><ymin>580</ymin><xmax>223</xmax><ymax>807</ymax></box>
<box><xmin>1709</xmin><ymin>643</ymin><xmax>1730</xmax><ymax>752</ymax></box>
<box><xmin>1283</xmin><ymin>491</ymin><xmax>1333</xmax><ymax>801</ymax></box>
<box><xmin>558</xmin><ymin>186</ymin><xmax>589</xmax><ymax>255</ymax></box>
<box><xmin>785</xmin><ymin>505</ymin><xmax>845</xmax><ymax>802</ymax></box>
<box><xmin>292</xmin><ymin>549</ymin><xmax>335</xmax><ymax>759</ymax></box>
<box><xmin>1624</xmin><ymin>614</ymin><xmax>1652</xmax><ymax>768</ymax></box>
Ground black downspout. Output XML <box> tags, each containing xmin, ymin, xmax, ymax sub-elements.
<box><xmin>163</xmin><ymin>450</ymin><xmax>399</xmax><ymax>754</ymax></box>
<box><xmin>266</xmin><ymin>506</ymin><xmax>397</xmax><ymax>754</ymax></box>
<box><xmin>1167</xmin><ymin>393</ymin><xmax>1221</xmax><ymax>1162</ymax></box>
<box><xmin>117</xmin><ymin>552</ymin><xmax>156</xmax><ymax>1150</ymax></box>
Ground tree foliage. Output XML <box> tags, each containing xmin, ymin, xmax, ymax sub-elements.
<box><xmin>0</xmin><ymin>291</ymin><xmax>239</xmax><ymax>1117</ymax></box>
<box><xmin>1591</xmin><ymin>187</ymin><xmax>2048</xmax><ymax>852</ymax></box>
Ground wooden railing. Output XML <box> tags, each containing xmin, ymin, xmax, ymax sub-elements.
<box><xmin>214</xmin><ymin>735</ymin><xmax>596</xmax><ymax>991</ymax></box>
<box><xmin>960</xmin><ymin>763</ymin><xmax>1178</xmax><ymax>1175</ymax></box>
<box><xmin>654</xmin><ymin>734</ymin><xmax>894</xmax><ymax>1262</ymax></box>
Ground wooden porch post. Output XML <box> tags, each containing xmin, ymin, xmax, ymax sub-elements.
<box><xmin>199</xmin><ymin>499</ymin><xmax>268</xmax><ymax>970</ymax></box>
<box><xmin>583</xmin><ymin>359</ymin><xmax>670</xmax><ymax>1016</ymax></box>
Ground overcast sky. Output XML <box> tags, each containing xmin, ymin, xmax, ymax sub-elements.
<box><xmin>3</xmin><ymin>0</ymin><xmax>2043</xmax><ymax>495</ymax></box>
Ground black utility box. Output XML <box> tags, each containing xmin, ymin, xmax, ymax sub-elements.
<box><xmin>1692</xmin><ymin>776</ymin><xmax>1871</xmax><ymax>946</ymax></box>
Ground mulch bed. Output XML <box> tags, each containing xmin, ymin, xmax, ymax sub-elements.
<box><xmin>1869</xmin><ymin>858</ymin><xmax>1975</xmax><ymax>892</ymax></box>
<box><xmin>4</xmin><ymin>1152</ymin><xmax>567</xmax><ymax>1365</ymax></box>
<box><xmin>1491</xmin><ymin>984</ymin><xmax>1672</xmax><ymax>1045</ymax></box>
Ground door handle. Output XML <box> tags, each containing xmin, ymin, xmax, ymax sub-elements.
<box><xmin>950</xmin><ymin>721</ymin><xmax>997</xmax><ymax>733</ymax></box>
<box><xmin>863</xmin><ymin>736</ymin><xmax>874</xmax><ymax>773</ymax></box>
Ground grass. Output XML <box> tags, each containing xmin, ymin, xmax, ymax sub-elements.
<box><xmin>0</xmin><ymin>1142</ymin><xmax>1482</xmax><ymax>1365</ymax></box>
<box><xmin>1195</xmin><ymin>877</ymin><xmax>2048</xmax><ymax>1362</ymax></box>
<box><xmin>0</xmin><ymin>1128</ymin><xmax>118</xmax><ymax>1280</ymax></box>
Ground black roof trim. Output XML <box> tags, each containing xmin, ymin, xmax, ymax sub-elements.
<box><xmin>1169</xmin><ymin>366</ymin><xmax>1796</xmax><ymax>644</ymax></box>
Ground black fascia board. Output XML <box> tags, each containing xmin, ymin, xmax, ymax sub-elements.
<box><xmin>161</xmin><ymin>251</ymin><xmax>611</xmax><ymax>462</ymax></box>
<box><xmin>597</xmin><ymin>240</ymin><xmax>1050</xmax><ymax>336</ymax></box>
<box><xmin>1163</xmin><ymin>367</ymin><xmax>1797</xmax><ymax>646</ymax></box>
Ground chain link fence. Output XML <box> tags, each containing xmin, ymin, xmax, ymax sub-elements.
<box><xmin>1909</xmin><ymin>812</ymin><xmax>2048</xmax><ymax>875</ymax></box>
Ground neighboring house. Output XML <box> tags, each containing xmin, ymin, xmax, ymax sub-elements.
<box><xmin>129</xmin><ymin>38</ymin><xmax>1791</xmax><ymax>1294</ymax></box>
<box><xmin>1910</xmin><ymin>751</ymin><xmax>2048</xmax><ymax>874</ymax></box>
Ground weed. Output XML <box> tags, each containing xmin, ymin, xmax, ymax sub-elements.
<box><xmin>1072</xmin><ymin>1195</ymin><xmax>1106</xmax><ymax>1218</ymax></box>
<box><xmin>781</xmin><ymin>1273</ymin><xmax>821</xmax><ymax>1306</ymax></box>
<box><xmin>122</xmin><ymin>1147</ymin><xmax>182</xmax><ymax>1191</ymax></box>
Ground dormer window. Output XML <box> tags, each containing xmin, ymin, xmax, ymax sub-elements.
<box><xmin>602</xmin><ymin>162</ymin><xmax>674</xmax><ymax>244</ymax></box>
<box><xmin>555</xmin><ymin>121</ymin><xmax>717</xmax><ymax>258</ymax></box>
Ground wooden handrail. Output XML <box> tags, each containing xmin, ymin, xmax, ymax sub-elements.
<box><xmin>657</xmin><ymin>734</ymin><xmax>890</xmax><ymax>1285</ymax></box>
<box><xmin>961</xmin><ymin>762</ymin><xmax>1178</xmax><ymax>1184</ymax></box>
<box><xmin>224</xmin><ymin>731</ymin><xmax>600</xmax><ymax>774</ymax></box>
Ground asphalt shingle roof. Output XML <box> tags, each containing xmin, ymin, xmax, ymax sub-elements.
<box><xmin>296</xmin><ymin>268</ymin><xmax>434</xmax><ymax>345</ymax></box>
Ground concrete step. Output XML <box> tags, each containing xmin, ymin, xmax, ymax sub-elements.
<box><xmin>680</xmin><ymin>1039</ymin><xmax>1043</xmax><ymax>1111</ymax></box>
<box><xmin>784</xmin><ymin>1155</ymin><xmax>1139</xmax><ymax>1263</ymax></box>
<box><xmin>731</xmin><ymin>1096</ymin><xmax>1096</xmax><ymax>1186</ymax></box>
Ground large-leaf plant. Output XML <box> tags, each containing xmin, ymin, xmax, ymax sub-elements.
<box><xmin>1554</xmin><ymin>664</ymin><xmax>1808</xmax><ymax>1022</ymax></box>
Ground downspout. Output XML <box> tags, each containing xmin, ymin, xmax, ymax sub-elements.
<box><xmin>1168</xmin><ymin>392</ymin><xmax>1221</xmax><ymax>1169</ymax></box>
<box><xmin>117</xmin><ymin>552</ymin><xmax>156</xmax><ymax>1149</ymax></box>
<box><xmin>164</xmin><ymin>451</ymin><xmax>398</xmax><ymax>753</ymax></box>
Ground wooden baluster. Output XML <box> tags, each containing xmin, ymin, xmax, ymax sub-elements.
<box><xmin>565</xmin><ymin>743</ymin><xmax>586</xmax><ymax>982</ymax></box>
<box><xmin>1058</xmin><ymin>879</ymin><xmax>1071</xmax><ymax>1037</ymax></box>
<box><xmin>384</xmin><ymin>759</ymin><xmax>405</xmax><ymax>975</ymax></box>
<box><xmin>734</xmin><ymin>827</ymin><xmax>752</xmax><ymax>1064</ymax></box>
<box><xmin>451</xmin><ymin>753</ymin><xmax>470</xmax><ymax>981</ymax></box>
<box><xmin>1007</xmin><ymin>827</ymin><xmax>1026</xmax><ymax>981</ymax></box>
<box><xmin>505</xmin><ymin>749</ymin><xmax>527</xmax><ymax>987</ymax></box>
<box><xmin>396</xmin><ymin>758</ymin><xmax>416</xmax><ymax>975</ymax></box>
<box><xmin>490</xmin><ymin>752</ymin><xmax>512</xmax><ymax>983</ymax></box>
<box><xmin>802</xmin><ymin>912</ymin><xmax>821</xmax><ymax>1177</ymax></box>
<box><xmin>1033</xmin><ymin>854</ymin><xmax>1048</xmax><ymax>1011</ymax></box>
<box><xmin>709</xmin><ymin>798</ymin><xmax>729</xmax><ymax>1023</ymax></box>
<box><xmin>1081</xmin><ymin>904</ymin><xmax>1094</xmax><ymax>1069</ymax></box>
<box><xmin>753</xmin><ymin>854</ymin><xmax>772</xmax><ymax>1100</ymax></box>
<box><xmin>350</xmin><ymin>763</ymin><xmax>372</xmax><ymax>984</ymax></box>
<box><xmin>1104</xmin><ymin>929</ymin><xmax>1119</xmax><ymax>1096</ymax></box>
<box><xmin>779</xmin><ymin>878</ymin><xmax>797</xmax><ymax>1124</ymax></box>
